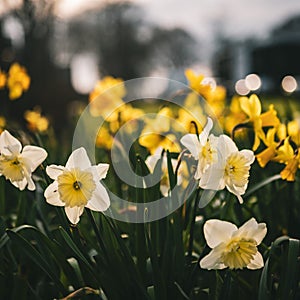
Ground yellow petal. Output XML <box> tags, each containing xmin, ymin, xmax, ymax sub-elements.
<box><xmin>239</xmin><ymin>94</ymin><xmax>261</xmax><ymax>119</ymax></box>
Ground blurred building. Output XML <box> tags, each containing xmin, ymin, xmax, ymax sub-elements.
<box><xmin>214</xmin><ymin>14</ymin><xmax>300</xmax><ymax>95</ymax></box>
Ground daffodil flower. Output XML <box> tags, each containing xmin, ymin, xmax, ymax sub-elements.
<box><xmin>200</xmin><ymin>134</ymin><xmax>255</xmax><ymax>203</ymax></box>
<box><xmin>145</xmin><ymin>146</ymin><xmax>182</xmax><ymax>197</ymax></box>
<box><xmin>185</xmin><ymin>69</ymin><xmax>213</xmax><ymax>100</ymax></box>
<box><xmin>0</xmin><ymin>130</ymin><xmax>47</xmax><ymax>191</ymax></box>
<box><xmin>239</xmin><ymin>94</ymin><xmax>280</xmax><ymax>151</ymax></box>
<box><xmin>200</xmin><ymin>218</ymin><xmax>267</xmax><ymax>270</ymax></box>
<box><xmin>256</xmin><ymin>128</ymin><xmax>278</xmax><ymax>168</ymax></box>
<box><xmin>44</xmin><ymin>147</ymin><xmax>110</xmax><ymax>224</ymax></box>
<box><xmin>139</xmin><ymin>107</ymin><xmax>180</xmax><ymax>154</ymax></box>
<box><xmin>180</xmin><ymin>117</ymin><xmax>217</xmax><ymax>179</ymax></box>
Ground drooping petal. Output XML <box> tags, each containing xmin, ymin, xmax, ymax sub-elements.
<box><xmin>85</xmin><ymin>183</ymin><xmax>110</xmax><ymax>212</ymax></box>
<box><xmin>180</xmin><ymin>133</ymin><xmax>201</xmax><ymax>159</ymax></box>
<box><xmin>199</xmin><ymin>117</ymin><xmax>213</xmax><ymax>146</ymax></box>
<box><xmin>44</xmin><ymin>181</ymin><xmax>65</xmax><ymax>206</ymax></box>
<box><xmin>0</xmin><ymin>130</ymin><xmax>22</xmax><ymax>155</ymax></box>
<box><xmin>203</xmin><ymin>219</ymin><xmax>238</xmax><ymax>248</ymax></box>
<box><xmin>199</xmin><ymin>247</ymin><xmax>226</xmax><ymax>270</ymax></box>
<box><xmin>46</xmin><ymin>165</ymin><xmax>65</xmax><ymax>180</ymax></box>
<box><xmin>22</xmin><ymin>145</ymin><xmax>48</xmax><ymax>171</ymax></box>
<box><xmin>65</xmin><ymin>206</ymin><xmax>84</xmax><ymax>224</ymax></box>
<box><xmin>11</xmin><ymin>178</ymin><xmax>27</xmax><ymax>191</ymax></box>
<box><xmin>247</xmin><ymin>252</ymin><xmax>264</xmax><ymax>270</ymax></box>
<box><xmin>66</xmin><ymin>147</ymin><xmax>92</xmax><ymax>170</ymax></box>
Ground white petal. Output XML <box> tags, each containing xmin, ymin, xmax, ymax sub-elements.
<box><xmin>96</xmin><ymin>163</ymin><xmax>109</xmax><ymax>179</ymax></box>
<box><xmin>199</xmin><ymin>248</ymin><xmax>226</xmax><ymax>270</ymax></box>
<box><xmin>11</xmin><ymin>178</ymin><xmax>27</xmax><ymax>191</ymax></box>
<box><xmin>217</xmin><ymin>135</ymin><xmax>238</xmax><ymax>159</ymax></box>
<box><xmin>0</xmin><ymin>130</ymin><xmax>22</xmax><ymax>155</ymax></box>
<box><xmin>24</xmin><ymin>171</ymin><xmax>35</xmax><ymax>191</ymax></box>
<box><xmin>199</xmin><ymin>117</ymin><xmax>213</xmax><ymax>145</ymax></box>
<box><xmin>66</xmin><ymin>147</ymin><xmax>91</xmax><ymax>170</ymax></box>
<box><xmin>240</xmin><ymin>149</ymin><xmax>255</xmax><ymax>164</ymax></box>
<box><xmin>203</xmin><ymin>219</ymin><xmax>238</xmax><ymax>248</ymax></box>
<box><xmin>226</xmin><ymin>183</ymin><xmax>246</xmax><ymax>203</ymax></box>
<box><xmin>22</xmin><ymin>146</ymin><xmax>48</xmax><ymax>171</ymax></box>
<box><xmin>65</xmin><ymin>206</ymin><xmax>84</xmax><ymax>224</ymax></box>
<box><xmin>46</xmin><ymin>165</ymin><xmax>65</xmax><ymax>180</ymax></box>
<box><xmin>236</xmin><ymin>218</ymin><xmax>267</xmax><ymax>245</ymax></box>
<box><xmin>199</xmin><ymin>165</ymin><xmax>225</xmax><ymax>190</ymax></box>
<box><xmin>145</xmin><ymin>154</ymin><xmax>160</xmax><ymax>173</ymax></box>
<box><xmin>44</xmin><ymin>181</ymin><xmax>65</xmax><ymax>206</ymax></box>
<box><xmin>180</xmin><ymin>134</ymin><xmax>200</xmax><ymax>159</ymax></box>
<box><xmin>247</xmin><ymin>251</ymin><xmax>264</xmax><ymax>270</ymax></box>
<box><xmin>86</xmin><ymin>183</ymin><xmax>110</xmax><ymax>212</ymax></box>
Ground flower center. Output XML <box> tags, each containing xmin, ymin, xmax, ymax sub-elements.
<box><xmin>0</xmin><ymin>155</ymin><xmax>24</xmax><ymax>181</ymax></box>
<box><xmin>225</xmin><ymin>153</ymin><xmax>250</xmax><ymax>187</ymax></box>
<box><xmin>57</xmin><ymin>168</ymin><xmax>96</xmax><ymax>207</ymax></box>
<box><xmin>222</xmin><ymin>237</ymin><xmax>257</xmax><ymax>269</ymax></box>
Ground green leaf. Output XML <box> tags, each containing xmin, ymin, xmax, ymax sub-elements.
<box><xmin>6</xmin><ymin>229</ymin><xmax>66</xmax><ymax>294</ymax></box>
<box><xmin>244</xmin><ymin>174</ymin><xmax>282</xmax><ymax>198</ymax></box>
<box><xmin>279</xmin><ymin>238</ymin><xmax>300</xmax><ymax>300</ymax></box>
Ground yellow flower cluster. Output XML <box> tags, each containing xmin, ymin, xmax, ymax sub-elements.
<box><xmin>24</xmin><ymin>107</ymin><xmax>49</xmax><ymax>133</ymax></box>
<box><xmin>0</xmin><ymin>63</ymin><xmax>31</xmax><ymax>100</ymax></box>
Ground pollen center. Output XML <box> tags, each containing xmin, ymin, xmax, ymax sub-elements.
<box><xmin>0</xmin><ymin>155</ymin><xmax>24</xmax><ymax>181</ymax></box>
<box><xmin>225</xmin><ymin>153</ymin><xmax>250</xmax><ymax>186</ymax></box>
<box><xmin>57</xmin><ymin>168</ymin><xmax>96</xmax><ymax>207</ymax></box>
<box><xmin>222</xmin><ymin>238</ymin><xmax>257</xmax><ymax>269</ymax></box>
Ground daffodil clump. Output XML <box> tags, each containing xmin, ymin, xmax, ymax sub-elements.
<box><xmin>0</xmin><ymin>63</ymin><xmax>31</xmax><ymax>100</ymax></box>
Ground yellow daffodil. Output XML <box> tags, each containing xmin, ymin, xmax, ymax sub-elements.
<box><xmin>0</xmin><ymin>130</ymin><xmax>47</xmax><ymax>190</ymax></box>
<box><xmin>107</xmin><ymin>104</ymin><xmax>144</xmax><ymax>134</ymax></box>
<box><xmin>185</xmin><ymin>69</ymin><xmax>212</xmax><ymax>100</ymax></box>
<box><xmin>224</xmin><ymin>96</ymin><xmax>247</xmax><ymax>134</ymax></box>
<box><xmin>280</xmin><ymin>151</ymin><xmax>300</xmax><ymax>182</ymax></box>
<box><xmin>287</xmin><ymin>119</ymin><xmax>300</xmax><ymax>146</ymax></box>
<box><xmin>89</xmin><ymin>76</ymin><xmax>126</xmax><ymax>118</ymax></box>
<box><xmin>24</xmin><ymin>107</ymin><xmax>49</xmax><ymax>133</ymax></box>
<box><xmin>174</xmin><ymin>93</ymin><xmax>206</xmax><ymax>134</ymax></box>
<box><xmin>96</xmin><ymin>126</ymin><xmax>114</xmax><ymax>150</ymax></box>
<box><xmin>139</xmin><ymin>107</ymin><xmax>180</xmax><ymax>154</ymax></box>
<box><xmin>200</xmin><ymin>134</ymin><xmax>255</xmax><ymax>203</ymax></box>
<box><xmin>256</xmin><ymin>128</ymin><xmax>278</xmax><ymax>167</ymax></box>
<box><xmin>0</xmin><ymin>69</ymin><xmax>6</xmax><ymax>89</ymax></box>
<box><xmin>200</xmin><ymin>218</ymin><xmax>267</xmax><ymax>270</ymax></box>
<box><xmin>7</xmin><ymin>63</ymin><xmax>30</xmax><ymax>100</ymax></box>
<box><xmin>44</xmin><ymin>147</ymin><xmax>110</xmax><ymax>224</ymax></box>
<box><xmin>239</xmin><ymin>94</ymin><xmax>280</xmax><ymax>151</ymax></box>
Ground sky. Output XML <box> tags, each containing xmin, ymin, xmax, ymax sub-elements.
<box><xmin>54</xmin><ymin>0</ymin><xmax>300</xmax><ymax>39</ymax></box>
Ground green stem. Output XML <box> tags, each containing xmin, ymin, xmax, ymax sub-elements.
<box><xmin>188</xmin><ymin>188</ymin><xmax>200</xmax><ymax>257</ymax></box>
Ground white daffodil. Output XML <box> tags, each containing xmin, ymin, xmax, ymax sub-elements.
<box><xmin>44</xmin><ymin>147</ymin><xmax>110</xmax><ymax>224</ymax></box>
<box><xmin>200</xmin><ymin>218</ymin><xmax>267</xmax><ymax>270</ymax></box>
<box><xmin>180</xmin><ymin>117</ymin><xmax>218</xmax><ymax>179</ymax></box>
<box><xmin>0</xmin><ymin>130</ymin><xmax>47</xmax><ymax>191</ymax></box>
<box><xmin>200</xmin><ymin>134</ymin><xmax>255</xmax><ymax>203</ymax></box>
<box><xmin>145</xmin><ymin>146</ymin><xmax>182</xmax><ymax>197</ymax></box>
